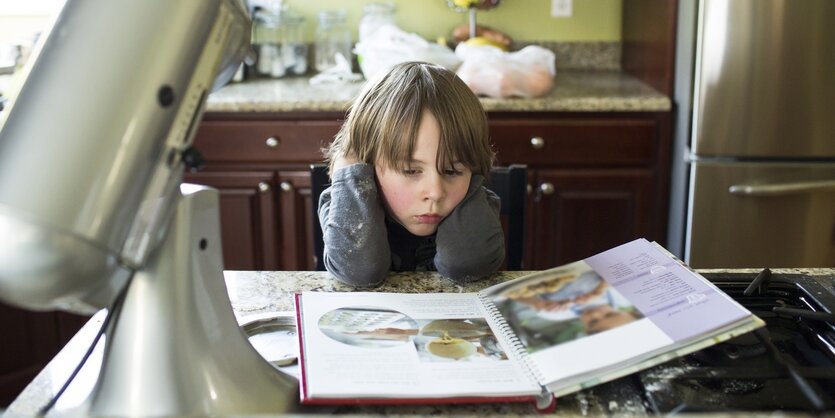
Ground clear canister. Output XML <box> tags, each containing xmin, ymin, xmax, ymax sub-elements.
<box><xmin>251</xmin><ymin>7</ymin><xmax>307</xmax><ymax>78</ymax></box>
<box><xmin>314</xmin><ymin>10</ymin><xmax>352</xmax><ymax>72</ymax></box>
<box><xmin>359</xmin><ymin>2</ymin><xmax>395</xmax><ymax>42</ymax></box>
<box><xmin>251</xmin><ymin>8</ymin><xmax>283</xmax><ymax>77</ymax></box>
<box><xmin>277</xmin><ymin>12</ymin><xmax>307</xmax><ymax>75</ymax></box>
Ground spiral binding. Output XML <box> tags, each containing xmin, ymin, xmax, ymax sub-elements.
<box><xmin>477</xmin><ymin>293</ymin><xmax>548</xmax><ymax>387</ymax></box>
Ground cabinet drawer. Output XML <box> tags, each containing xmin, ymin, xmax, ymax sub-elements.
<box><xmin>194</xmin><ymin>120</ymin><xmax>342</xmax><ymax>163</ymax></box>
<box><xmin>490</xmin><ymin>119</ymin><xmax>657</xmax><ymax>166</ymax></box>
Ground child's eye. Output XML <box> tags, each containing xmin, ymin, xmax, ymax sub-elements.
<box><xmin>443</xmin><ymin>168</ymin><xmax>463</xmax><ymax>176</ymax></box>
<box><xmin>401</xmin><ymin>168</ymin><xmax>420</xmax><ymax>176</ymax></box>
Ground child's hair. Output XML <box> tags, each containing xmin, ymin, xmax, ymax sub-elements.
<box><xmin>324</xmin><ymin>61</ymin><xmax>494</xmax><ymax>178</ymax></box>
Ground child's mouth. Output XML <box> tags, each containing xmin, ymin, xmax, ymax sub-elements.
<box><xmin>415</xmin><ymin>214</ymin><xmax>442</xmax><ymax>224</ymax></box>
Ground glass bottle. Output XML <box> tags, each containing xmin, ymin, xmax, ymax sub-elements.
<box><xmin>251</xmin><ymin>6</ymin><xmax>308</xmax><ymax>78</ymax></box>
<box><xmin>359</xmin><ymin>2</ymin><xmax>396</xmax><ymax>42</ymax></box>
<box><xmin>251</xmin><ymin>7</ymin><xmax>283</xmax><ymax>77</ymax></box>
<box><xmin>278</xmin><ymin>11</ymin><xmax>307</xmax><ymax>75</ymax></box>
<box><xmin>314</xmin><ymin>10</ymin><xmax>352</xmax><ymax>72</ymax></box>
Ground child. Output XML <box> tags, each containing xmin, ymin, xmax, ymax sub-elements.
<box><xmin>318</xmin><ymin>61</ymin><xmax>504</xmax><ymax>287</ymax></box>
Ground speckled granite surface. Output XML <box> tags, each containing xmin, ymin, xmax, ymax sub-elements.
<box><xmin>516</xmin><ymin>41</ymin><xmax>621</xmax><ymax>71</ymax></box>
<box><xmin>7</xmin><ymin>268</ymin><xmax>834</xmax><ymax>417</ymax></box>
<box><xmin>205</xmin><ymin>70</ymin><xmax>671</xmax><ymax>114</ymax></box>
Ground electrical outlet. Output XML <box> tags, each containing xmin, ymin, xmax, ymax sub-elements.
<box><xmin>551</xmin><ymin>0</ymin><xmax>572</xmax><ymax>17</ymax></box>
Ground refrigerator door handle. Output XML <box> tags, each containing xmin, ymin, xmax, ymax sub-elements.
<box><xmin>728</xmin><ymin>179</ymin><xmax>835</xmax><ymax>196</ymax></box>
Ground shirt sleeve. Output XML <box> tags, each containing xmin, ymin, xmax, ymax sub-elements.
<box><xmin>318</xmin><ymin>163</ymin><xmax>390</xmax><ymax>287</ymax></box>
<box><xmin>434</xmin><ymin>174</ymin><xmax>505</xmax><ymax>283</ymax></box>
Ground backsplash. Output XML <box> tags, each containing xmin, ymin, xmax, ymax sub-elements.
<box><xmin>515</xmin><ymin>41</ymin><xmax>620</xmax><ymax>71</ymax></box>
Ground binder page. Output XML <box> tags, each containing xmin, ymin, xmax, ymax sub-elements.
<box><xmin>298</xmin><ymin>292</ymin><xmax>541</xmax><ymax>400</ymax></box>
<box><xmin>485</xmin><ymin>259</ymin><xmax>672</xmax><ymax>385</ymax></box>
<box><xmin>584</xmin><ymin>239</ymin><xmax>751</xmax><ymax>342</ymax></box>
<box><xmin>483</xmin><ymin>238</ymin><xmax>752</xmax><ymax>390</ymax></box>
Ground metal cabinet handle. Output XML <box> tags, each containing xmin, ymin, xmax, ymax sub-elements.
<box><xmin>539</xmin><ymin>182</ymin><xmax>555</xmax><ymax>195</ymax></box>
<box><xmin>257</xmin><ymin>182</ymin><xmax>270</xmax><ymax>192</ymax></box>
<box><xmin>279</xmin><ymin>181</ymin><xmax>293</xmax><ymax>192</ymax></box>
<box><xmin>265</xmin><ymin>136</ymin><xmax>280</xmax><ymax>148</ymax></box>
<box><xmin>728</xmin><ymin>179</ymin><xmax>835</xmax><ymax>196</ymax></box>
<box><xmin>530</xmin><ymin>136</ymin><xmax>545</xmax><ymax>149</ymax></box>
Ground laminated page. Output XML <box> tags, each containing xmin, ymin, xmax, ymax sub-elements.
<box><xmin>481</xmin><ymin>238</ymin><xmax>758</xmax><ymax>393</ymax></box>
<box><xmin>584</xmin><ymin>239</ymin><xmax>751</xmax><ymax>342</ymax></box>
<box><xmin>296</xmin><ymin>291</ymin><xmax>542</xmax><ymax>403</ymax></box>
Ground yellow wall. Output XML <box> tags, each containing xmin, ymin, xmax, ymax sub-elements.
<box><xmin>288</xmin><ymin>0</ymin><xmax>622</xmax><ymax>42</ymax></box>
<box><xmin>0</xmin><ymin>0</ymin><xmax>622</xmax><ymax>46</ymax></box>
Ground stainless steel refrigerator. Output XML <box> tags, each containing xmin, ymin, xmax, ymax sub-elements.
<box><xmin>668</xmin><ymin>0</ymin><xmax>835</xmax><ymax>268</ymax></box>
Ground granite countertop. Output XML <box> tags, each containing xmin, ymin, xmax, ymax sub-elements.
<box><xmin>7</xmin><ymin>269</ymin><xmax>834</xmax><ymax>417</ymax></box>
<box><xmin>205</xmin><ymin>70</ymin><xmax>672</xmax><ymax>114</ymax></box>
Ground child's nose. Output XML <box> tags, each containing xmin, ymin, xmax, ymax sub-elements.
<box><xmin>422</xmin><ymin>173</ymin><xmax>445</xmax><ymax>201</ymax></box>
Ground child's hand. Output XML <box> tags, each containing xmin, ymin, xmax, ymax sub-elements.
<box><xmin>333</xmin><ymin>153</ymin><xmax>360</xmax><ymax>172</ymax></box>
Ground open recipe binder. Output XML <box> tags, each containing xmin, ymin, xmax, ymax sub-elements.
<box><xmin>293</xmin><ymin>238</ymin><xmax>765</xmax><ymax>409</ymax></box>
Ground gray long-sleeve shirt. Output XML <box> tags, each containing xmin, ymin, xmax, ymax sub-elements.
<box><xmin>318</xmin><ymin>163</ymin><xmax>505</xmax><ymax>287</ymax></box>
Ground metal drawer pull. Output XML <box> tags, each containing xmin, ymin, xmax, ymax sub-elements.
<box><xmin>258</xmin><ymin>182</ymin><xmax>270</xmax><ymax>192</ymax></box>
<box><xmin>280</xmin><ymin>181</ymin><xmax>293</xmax><ymax>192</ymax></box>
<box><xmin>728</xmin><ymin>179</ymin><xmax>835</xmax><ymax>196</ymax></box>
<box><xmin>265</xmin><ymin>136</ymin><xmax>280</xmax><ymax>148</ymax></box>
<box><xmin>530</xmin><ymin>136</ymin><xmax>545</xmax><ymax>149</ymax></box>
<box><xmin>539</xmin><ymin>182</ymin><xmax>555</xmax><ymax>195</ymax></box>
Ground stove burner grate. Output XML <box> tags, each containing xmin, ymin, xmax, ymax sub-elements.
<box><xmin>637</xmin><ymin>269</ymin><xmax>835</xmax><ymax>413</ymax></box>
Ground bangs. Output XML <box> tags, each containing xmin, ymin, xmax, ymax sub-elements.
<box><xmin>379</xmin><ymin>108</ymin><xmax>484</xmax><ymax>176</ymax></box>
<box><xmin>433</xmin><ymin>107</ymin><xmax>486</xmax><ymax>175</ymax></box>
<box><xmin>373</xmin><ymin>96</ymin><xmax>424</xmax><ymax>172</ymax></box>
<box><xmin>334</xmin><ymin>62</ymin><xmax>493</xmax><ymax>177</ymax></box>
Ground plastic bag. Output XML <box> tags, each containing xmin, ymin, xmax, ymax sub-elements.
<box><xmin>454</xmin><ymin>44</ymin><xmax>556</xmax><ymax>98</ymax></box>
<box><xmin>309</xmin><ymin>52</ymin><xmax>363</xmax><ymax>85</ymax></box>
<box><xmin>354</xmin><ymin>24</ymin><xmax>462</xmax><ymax>80</ymax></box>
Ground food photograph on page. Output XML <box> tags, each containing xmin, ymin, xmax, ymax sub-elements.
<box><xmin>490</xmin><ymin>264</ymin><xmax>644</xmax><ymax>353</ymax></box>
<box><xmin>413</xmin><ymin>318</ymin><xmax>509</xmax><ymax>362</ymax></box>
<box><xmin>318</xmin><ymin>306</ymin><xmax>420</xmax><ymax>348</ymax></box>
<box><xmin>318</xmin><ymin>307</ymin><xmax>509</xmax><ymax>362</ymax></box>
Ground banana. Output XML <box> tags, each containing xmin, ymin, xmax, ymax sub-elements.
<box><xmin>463</xmin><ymin>36</ymin><xmax>508</xmax><ymax>51</ymax></box>
<box><xmin>452</xmin><ymin>0</ymin><xmax>479</xmax><ymax>8</ymax></box>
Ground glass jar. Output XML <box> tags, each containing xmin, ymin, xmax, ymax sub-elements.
<box><xmin>251</xmin><ymin>7</ymin><xmax>283</xmax><ymax>77</ymax></box>
<box><xmin>359</xmin><ymin>2</ymin><xmax>396</xmax><ymax>42</ymax></box>
<box><xmin>251</xmin><ymin>6</ymin><xmax>307</xmax><ymax>78</ymax></box>
<box><xmin>277</xmin><ymin>12</ymin><xmax>307</xmax><ymax>75</ymax></box>
<box><xmin>314</xmin><ymin>10</ymin><xmax>352</xmax><ymax>72</ymax></box>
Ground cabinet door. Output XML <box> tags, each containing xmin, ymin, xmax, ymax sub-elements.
<box><xmin>183</xmin><ymin>171</ymin><xmax>278</xmax><ymax>270</ymax></box>
<box><xmin>0</xmin><ymin>303</ymin><xmax>58</xmax><ymax>406</ymax></box>
<box><xmin>275</xmin><ymin>170</ymin><xmax>315</xmax><ymax>270</ymax></box>
<box><xmin>529</xmin><ymin>168</ymin><xmax>653</xmax><ymax>269</ymax></box>
<box><xmin>0</xmin><ymin>304</ymin><xmax>87</xmax><ymax>407</ymax></box>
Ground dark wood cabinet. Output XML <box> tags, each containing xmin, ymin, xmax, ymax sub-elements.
<box><xmin>274</xmin><ymin>170</ymin><xmax>316</xmax><ymax>270</ymax></box>
<box><xmin>186</xmin><ymin>114</ymin><xmax>341</xmax><ymax>270</ymax></box>
<box><xmin>0</xmin><ymin>303</ymin><xmax>88</xmax><ymax>406</ymax></box>
<box><xmin>527</xmin><ymin>168</ymin><xmax>655</xmax><ymax>268</ymax></box>
<box><xmin>183</xmin><ymin>170</ymin><xmax>280</xmax><ymax>270</ymax></box>
<box><xmin>190</xmin><ymin>110</ymin><xmax>672</xmax><ymax>271</ymax></box>
<box><xmin>490</xmin><ymin>112</ymin><xmax>671</xmax><ymax>269</ymax></box>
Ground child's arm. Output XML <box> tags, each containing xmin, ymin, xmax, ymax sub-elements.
<box><xmin>434</xmin><ymin>174</ymin><xmax>505</xmax><ymax>283</ymax></box>
<box><xmin>318</xmin><ymin>164</ymin><xmax>390</xmax><ymax>286</ymax></box>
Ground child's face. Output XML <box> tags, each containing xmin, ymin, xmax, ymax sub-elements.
<box><xmin>375</xmin><ymin>110</ymin><xmax>472</xmax><ymax>237</ymax></box>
